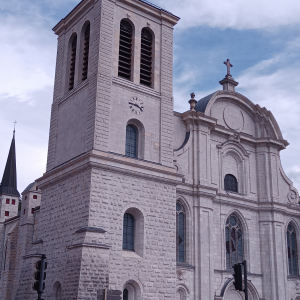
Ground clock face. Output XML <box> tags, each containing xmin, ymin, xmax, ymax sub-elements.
<box><xmin>128</xmin><ymin>97</ymin><xmax>144</xmax><ymax>115</ymax></box>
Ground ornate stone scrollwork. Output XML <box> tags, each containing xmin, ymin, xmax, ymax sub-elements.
<box><xmin>288</xmin><ymin>191</ymin><xmax>297</xmax><ymax>203</ymax></box>
<box><xmin>177</xmin><ymin>269</ymin><xmax>184</xmax><ymax>281</ymax></box>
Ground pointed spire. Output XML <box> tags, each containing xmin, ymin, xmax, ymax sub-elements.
<box><xmin>0</xmin><ymin>130</ymin><xmax>20</xmax><ymax>197</ymax></box>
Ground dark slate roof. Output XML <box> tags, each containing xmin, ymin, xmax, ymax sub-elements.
<box><xmin>0</xmin><ymin>133</ymin><xmax>20</xmax><ymax>197</ymax></box>
<box><xmin>22</xmin><ymin>182</ymin><xmax>35</xmax><ymax>194</ymax></box>
<box><xmin>175</xmin><ymin>131</ymin><xmax>190</xmax><ymax>151</ymax></box>
<box><xmin>195</xmin><ymin>92</ymin><xmax>218</xmax><ymax>113</ymax></box>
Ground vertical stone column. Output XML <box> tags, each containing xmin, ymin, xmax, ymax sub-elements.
<box><xmin>160</xmin><ymin>24</ymin><xmax>174</xmax><ymax>167</ymax></box>
<box><xmin>93</xmin><ymin>0</ymin><xmax>115</xmax><ymax>152</ymax></box>
<box><xmin>46</xmin><ymin>34</ymin><xmax>65</xmax><ymax>171</ymax></box>
<box><xmin>259</xmin><ymin>213</ymin><xmax>288</xmax><ymax>300</ymax></box>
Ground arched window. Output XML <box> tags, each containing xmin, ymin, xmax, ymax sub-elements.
<box><xmin>176</xmin><ymin>202</ymin><xmax>185</xmax><ymax>263</ymax></box>
<box><xmin>56</xmin><ymin>284</ymin><xmax>62</xmax><ymax>300</ymax></box>
<box><xmin>123</xmin><ymin>213</ymin><xmax>134</xmax><ymax>251</ymax></box>
<box><xmin>123</xmin><ymin>289</ymin><xmax>129</xmax><ymax>300</ymax></box>
<box><xmin>176</xmin><ymin>289</ymin><xmax>186</xmax><ymax>300</ymax></box>
<box><xmin>225</xmin><ymin>214</ymin><xmax>243</xmax><ymax>269</ymax></box>
<box><xmin>140</xmin><ymin>28</ymin><xmax>153</xmax><ymax>87</ymax></box>
<box><xmin>118</xmin><ymin>20</ymin><xmax>133</xmax><ymax>80</ymax></box>
<box><xmin>224</xmin><ymin>174</ymin><xmax>238</xmax><ymax>193</ymax></box>
<box><xmin>287</xmin><ymin>223</ymin><xmax>298</xmax><ymax>275</ymax></box>
<box><xmin>69</xmin><ymin>35</ymin><xmax>77</xmax><ymax>91</ymax></box>
<box><xmin>125</xmin><ymin>124</ymin><xmax>138</xmax><ymax>158</ymax></box>
<box><xmin>82</xmin><ymin>24</ymin><xmax>90</xmax><ymax>81</ymax></box>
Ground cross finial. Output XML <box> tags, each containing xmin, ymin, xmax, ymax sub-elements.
<box><xmin>13</xmin><ymin>121</ymin><xmax>17</xmax><ymax>135</ymax></box>
<box><xmin>224</xmin><ymin>59</ymin><xmax>233</xmax><ymax>76</ymax></box>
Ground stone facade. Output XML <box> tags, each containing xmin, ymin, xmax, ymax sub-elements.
<box><xmin>1</xmin><ymin>0</ymin><xmax>300</xmax><ymax>300</ymax></box>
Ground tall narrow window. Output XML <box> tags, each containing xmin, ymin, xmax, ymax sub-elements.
<box><xmin>123</xmin><ymin>213</ymin><xmax>134</xmax><ymax>251</ymax></box>
<box><xmin>176</xmin><ymin>202</ymin><xmax>185</xmax><ymax>263</ymax></box>
<box><xmin>224</xmin><ymin>174</ymin><xmax>238</xmax><ymax>193</ymax></box>
<box><xmin>225</xmin><ymin>214</ymin><xmax>243</xmax><ymax>269</ymax></box>
<box><xmin>125</xmin><ymin>124</ymin><xmax>138</xmax><ymax>158</ymax></box>
<box><xmin>140</xmin><ymin>28</ymin><xmax>153</xmax><ymax>86</ymax></box>
<box><xmin>123</xmin><ymin>289</ymin><xmax>129</xmax><ymax>300</ymax></box>
<box><xmin>118</xmin><ymin>20</ymin><xmax>132</xmax><ymax>80</ymax></box>
<box><xmin>82</xmin><ymin>24</ymin><xmax>90</xmax><ymax>81</ymax></box>
<box><xmin>69</xmin><ymin>35</ymin><xmax>77</xmax><ymax>91</ymax></box>
<box><xmin>287</xmin><ymin>223</ymin><xmax>298</xmax><ymax>275</ymax></box>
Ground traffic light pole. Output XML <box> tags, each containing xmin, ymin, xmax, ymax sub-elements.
<box><xmin>37</xmin><ymin>254</ymin><xmax>46</xmax><ymax>300</ymax></box>
<box><xmin>243</xmin><ymin>260</ymin><xmax>248</xmax><ymax>300</ymax></box>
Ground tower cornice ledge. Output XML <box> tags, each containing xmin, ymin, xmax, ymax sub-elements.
<box><xmin>53</xmin><ymin>0</ymin><xmax>180</xmax><ymax>35</ymax></box>
<box><xmin>37</xmin><ymin>150</ymin><xmax>183</xmax><ymax>189</ymax></box>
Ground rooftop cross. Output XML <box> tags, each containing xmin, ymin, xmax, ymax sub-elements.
<box><xmin>13</xmin><ymin>120</ymin><xmax>17</xmax><ymax>137</ymax></box>
<box><xmin>224</xmin><ymin>59</ymin><xmax>233</xmax><ymax>76</ymax></box>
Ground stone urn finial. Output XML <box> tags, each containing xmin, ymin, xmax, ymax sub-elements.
<box><xmin>188</xmin><ymin>92</ymin><xmax>197</xmax><ymax>111</ymax></box>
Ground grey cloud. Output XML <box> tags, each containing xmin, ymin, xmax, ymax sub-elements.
<box><xmin>152</xmin><ymin>0</ymin><xmax>300</xmax><ymax>30</ymax></box>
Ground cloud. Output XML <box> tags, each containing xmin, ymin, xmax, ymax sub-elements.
<box><xmin>152</xmin><ymin>0</ymin><xmax>300</xmax><ymax>30</ymax></box>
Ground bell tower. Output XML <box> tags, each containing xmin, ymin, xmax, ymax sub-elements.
<box><xmin>29</xmin><ymin>1</ymin><xmax>182</xmax><ymax>300</ymax></box>
<box><xmin>46</xmin><ymin>0</ymin><xmax>179</xmax><ymax>170</ymax></box>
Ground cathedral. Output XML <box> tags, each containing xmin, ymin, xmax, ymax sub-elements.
<box><xmin>1</xmin><ymin>0</ymin><xmax>300</xmax><ymax>299</ymax></box>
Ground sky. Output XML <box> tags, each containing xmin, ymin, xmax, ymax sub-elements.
<box><xmin>0</xmin><ymin>0</ymin><xmax>300</xmax><ymax>194</ymax></box>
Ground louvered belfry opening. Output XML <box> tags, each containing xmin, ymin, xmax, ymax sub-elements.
<box><xmin>118</xmin><ymin>20</ymin><xmax>133</xmax><ymax>80</ymax></box>
<box><xmin>69</xmin><ymin>35</ymin><xmax>77</xmax><ymax>91</ymax></box>
<box><xmin>140</xmin><ymin>28</ymin><xmax>153</xmax><ymax>87</ymax></box>
<box><xmin>82</xmin><ymin>24</ymin><xmax>90</xmax><ymax>81</ymax></box>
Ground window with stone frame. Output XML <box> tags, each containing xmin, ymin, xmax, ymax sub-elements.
<box><xmin>125</xmin><ymin>124</ymin><xmax>138</xmax><ymax>158</ymax></box>
<box><xmin>225</xmin><ymin>214</ymin><xmax>243</xmax><ymax>269</ymax></box>
<box><xmin>123</xmin><ymin>213</ymin><xmax>135</xmax><ymax>251</ymax></box>
<box><xmin>68</xmin><ymin>34</ymin><xmax>77</xmax><ymax>91</ymax></box>
<box><xmin>118</xmin><ymin>20</ymin><xmax>133</xmax><ymax>80</ymax></box>
<box><xmin>287</xmin><ymin>222</ymin><xmax>298</xmax><ymax>275</ymax></box>
<box><xmin>176</xmin><ymin>202</ymin><xmax>186</xmax><ymax>263</ymax></box>
<box><xmin>82</xmin><ymin>23</ymin><xmax>90</xmax><ymax>81</ymax></box>
<box><xmin>123</xmin><ymin>289</ymin><xmax>129</xmax><ymax>300</ymax></box>
<box><xmin>224</xmin><ymin>174</ymin><xmax>238</xmax><ymax>193</ymax></box>
<box><xmin>140</xmin><ymin>28</ymin><xmax>153</xmax><ymax>87</ymax></box>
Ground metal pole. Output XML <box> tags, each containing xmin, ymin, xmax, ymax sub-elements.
<box><xmin>243</xmin><ymin>260</ymin><xmax>248</xmax><ymax>300</ymax></box>
<box><xmin>37</xmin><ymin>254</ymin><xmax>46</xmax><ymax>300</ymax></box>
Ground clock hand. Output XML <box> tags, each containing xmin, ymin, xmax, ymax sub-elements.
<box><xmin>129</xmin><ymin>102</ymin><xmax>141</xmax><ymax>109</ymax></box>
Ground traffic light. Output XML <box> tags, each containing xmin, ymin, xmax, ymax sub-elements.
<box><xmin>33</xmin><ymin>254</ymin><xmax>47</xmax><ymax>299</ymax></box>
<box><xmin>232</xmin><ymin>263</ymin><xmax>243</xmax><ymax>291</ymax></box>
<box><xmin>99</xmin><ymin>289</ymin><xmax>122</xmax><ymax>300</ymax></box>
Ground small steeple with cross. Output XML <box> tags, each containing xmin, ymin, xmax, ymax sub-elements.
<box><xmin>219</xmin><ymin>59</ymin><xmax>239</xmax><ymax>92</ymax></box>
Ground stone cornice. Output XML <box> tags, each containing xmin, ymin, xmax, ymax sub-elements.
<box><xmin>112</xmin><ymin>77</ymin><xmax>161</xmax><ymax>99</ymax></box>
<box><xmin>115</xmin><ymin>0</ymin><xmax>180</xmax><ymax>26</ymax></box>
<box><xmin>53</xmin><ymin>0</ymin><xmax>96</xmax><ymax>35</ymax></box>
<box><xmin>66</xmin><ymin>242</ymin><xmax>111</xmax><ymax>250</ymax></box>
<box><xmin>37</xmin><ymin>150</ymin><xmax>182</xmax><ymax>189</ymax></box>
<box><xmin>53</xmin><ymin>0</ymin><xmax>179</xmax><ymax>35</ymax></box>
<box><xmin>75</xmin><ymin>227</ymin><xmax>106</xmax><ymax>234</ymax></box>
<box><xmin>58</xmin><ymin>79</ymin><xmax>89</xmax><ymax>106</ymax></box>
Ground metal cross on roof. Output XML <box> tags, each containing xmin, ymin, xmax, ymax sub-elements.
<box><xmin>224</xmin><ymin>59</ymin><xmax>233</xmax><ymax>76</ymax></box>
<box><xmin>13</xmin><ymin>120</ymin><xmax>17</xmax><ymax>134</ymax></box>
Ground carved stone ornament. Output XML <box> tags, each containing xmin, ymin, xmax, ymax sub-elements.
<box><xmin>294</xmin><ymin>280</ymin><xmax>300</xmax><ymax>290</ymax></box>
<box><xmin>288</xmin><ymin>191</ymin><xmax>297</xmax><ymax>203</ymax></box>
<box><xmin>228</xmin><ymin>132</ymin><xmax>241</xmax><ymax>143</ymax></box>
<box><xmin>177</xmin><ymin>269</ymin><xmax>184</xmax><ymax>280</ymax></box>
